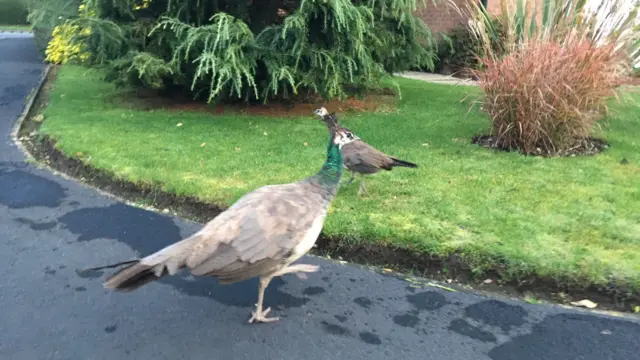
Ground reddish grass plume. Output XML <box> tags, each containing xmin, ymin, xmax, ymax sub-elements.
<box><xmin>473</xmin><ymin>37</ymin><xmax>626</xmax><ymax>154</ymax></box>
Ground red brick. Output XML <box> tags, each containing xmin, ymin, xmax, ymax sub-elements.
<box><xmin>415</xmin><ymin>0</ymin><xmax>542</xmax><ymax>34</ymax></box>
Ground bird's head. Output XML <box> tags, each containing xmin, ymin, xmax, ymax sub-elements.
<box><xmin>333</xmin><ymin>128</ymin><xmax>357</xmax><ymax>149</ymax></box>
<box><xmin>313</xmin><ymin>107</ymin><xmax>329</xmax><ymax>117</ymax></box>
<box><xmin>314</xmin><ymin>106</ymin><xmax>339</xmax><ymax>131</ymax></box>
<box><xmin>343</xmin><ymin>129</ymin><xmax>358</xmax><ymax>142</ymax></box>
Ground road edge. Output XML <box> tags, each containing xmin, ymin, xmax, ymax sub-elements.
<box><xmin>12</xmin><ymin>64</ymin><xmax>640</xmax><ymax>318</ymax></box>
<box><xmin>10</xmin><ymin>63</ymin><xmax>51</xmax><ymax>158</ymax></box>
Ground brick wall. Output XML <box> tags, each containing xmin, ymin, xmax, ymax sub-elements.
<box><xmin>414</xmin><ymin>0</ymin><xmax>470</xmax><ymax>34</ymax></box>
<box><xmin>415</xmin><ymin>0</ymin><xmax>542</xmax><ymax>34</ymax></box>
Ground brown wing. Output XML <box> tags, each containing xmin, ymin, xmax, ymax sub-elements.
<box><xmin>342</xmin><ymin>140</ymin><xmax>395</xmax><ymax>174</ymax></box>
<box><xmin>185</xmin><ymin>183</ymin><xmax>327</xmax><ymax>283</ymax></box>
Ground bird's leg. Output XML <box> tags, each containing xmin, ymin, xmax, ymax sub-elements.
<box><xmin>247</xmin><ymin>264</ymin><xmax>320</xmax><ymax>324</ymax></box>
<box><xmin>346</xmin><ymin>170</ymin><xmax>356</xmax><ymax>185</ymax></box>
<box><xmin>358</xmin><ymin>174</ymin><xmax>368</xmax><ymax>196</ymax></box>
<box><xmin>248</xmin><ymin>276</ymin><xmax>280</xmax><ymax>324</ymax></box>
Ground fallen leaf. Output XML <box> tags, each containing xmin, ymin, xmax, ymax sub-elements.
<box><xmin>570</xmin><ymin>299</ymin><xmax>598</xmax><ymax>309</ymax></box>
<box><xmin>176</xmin><ymin>122</ymin><xmax>183</xmax><ymax>127</ymax></box>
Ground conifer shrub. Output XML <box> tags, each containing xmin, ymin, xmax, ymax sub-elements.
<box><xmin>29</xmin><ymin>0</ymin><xmax>438</xmax><ymax>103</ymax></box>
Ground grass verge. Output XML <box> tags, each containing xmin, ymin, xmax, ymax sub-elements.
<box><xmin>0</xmin><ymin>24</ymin><xmax>32</xmax><ymax>32</ymax></box>
<box><xmin>23</xmin><ymin>65</ymin><xmax>640</xmax><ymax>311</ymax></box>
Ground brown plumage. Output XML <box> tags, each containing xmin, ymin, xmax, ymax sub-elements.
<box><xmin>87</xmin><ymin>123</ymin><xmax>353</xmax><ymax>324</ymax></box>
<box><xmin>313</xmin><ymin>107</ymin><xmax>418</xmax><ymax>196</ymax></box>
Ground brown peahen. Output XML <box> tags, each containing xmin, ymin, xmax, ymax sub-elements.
<box><xmin>313</xmin><ymin>107</ymin><xmax>418</xmax><ymax>196</ymax></box>
<box><xmin>87</xmin><ymin>119</ymin><xmax>354</xmax><ymax>324</ymax></box>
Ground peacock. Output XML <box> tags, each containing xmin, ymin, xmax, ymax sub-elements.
<box><xmin>313</xmin><ymin>107</ymin><xmax>418</xmax><ymax>196</ymax></box>
<box><xmin>85</xmin><ymin>117</ymin><xmax>354</xmax><ymax>324</ymax></box>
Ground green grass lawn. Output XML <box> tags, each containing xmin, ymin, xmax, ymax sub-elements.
<box><xmin>0</xmin><ymin>24</ymin><xmax>31</xmax><ymax>32</ymax></box>
<box><xmin>40</xmin><ymin>65</ymin><xmax>640</xmax><ymax>294</ymax></box>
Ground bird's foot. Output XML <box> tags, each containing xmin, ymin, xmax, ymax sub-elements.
<box><xmin>248</xmin><ymin>306</ymin><xmax>280</xmax><ymax>324</ymax></box>
<box><xmin>276</xmin><ymin>264</ymin><xmax>319</xmax><ymax>280</ymax></box>
<box><xmin>288</xmin><ymin>264</ymin><xmax>320</xmax><ymax>273</ymax></box>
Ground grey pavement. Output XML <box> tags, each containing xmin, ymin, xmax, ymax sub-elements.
<box><xmin>1</xmin><ymin>34</ymin><xmax>639</xmax><ymax>360</ymax></box>
<box><xmin>396</xmin><ymin>71</ymin><xmax>478</xmax><ymax>86</ymax></box>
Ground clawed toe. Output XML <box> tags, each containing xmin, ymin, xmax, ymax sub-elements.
<box><xmin>248</xmin><ymin>306</ymin><xmax>280</xmax><ymax>324</ymax></box>
<box><xmin>296</xmin><ymin>264</ymin><xmax>320</xmax><ymax>273</ymax></box>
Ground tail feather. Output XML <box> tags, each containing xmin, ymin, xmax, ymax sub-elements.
<box><xmin>390</xmin><ymin>157</ymin><xmax>418</xmax><ymax>168</ymax></box>
<box><xmin>100</xmin><ymin>236</ymin><xmax>198</xmax><ymax>292</ymax></box>
<box><xmin>103</xmin><ymin>261</ymin><xmax>168</xmax><ymax>292</ymax></box>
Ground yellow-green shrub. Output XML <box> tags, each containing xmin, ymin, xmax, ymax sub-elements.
<box><xmin>44</xmin><ymin>1</ymin><xmax>94</xmax><ymax>64</ymax></box>
<box><xmin>45</xmin><ymin>22</ymin><xmax>91</xmax><ymax>64</ymax></box>
<box><xmin>133</xmin><ymin>0</ymin><xmax>152</xmax><ymax>11</ymax></box>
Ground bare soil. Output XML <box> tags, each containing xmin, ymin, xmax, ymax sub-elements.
<box><xmin>113</xmin><ymin>87</ymin><xmax>397</xmax><ymax>118</ymax></box>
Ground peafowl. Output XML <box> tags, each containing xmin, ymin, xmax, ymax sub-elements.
<box><xmin>86</xmin><ymin>119</ymin><xmax>354</xmax><ymax>324</ymax></box>
<box><xmin>313</xmin><ymin>107</ymin><xmax>418</xmax><ymax>196</ymax></box>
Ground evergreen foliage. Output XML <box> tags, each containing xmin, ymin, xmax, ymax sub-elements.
<box><xmin>29</xmin><ymin>0</ymin><xmax>437</xmax><ymax>103</ymax></box>
<box><xmin>0</xmin><ymin>0</ymin><xmax>29</xmax><ymax>26</ymax></box>
<box><xmin>27</xmin><ymin>0</ymin><xmax>83</xmax><ymax>54</ymax></box>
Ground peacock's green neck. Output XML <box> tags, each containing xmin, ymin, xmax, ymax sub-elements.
<box><xmin>315</xmin><ymin>133</ymin><xmax>343</xmax><ymax>190</ymax></box>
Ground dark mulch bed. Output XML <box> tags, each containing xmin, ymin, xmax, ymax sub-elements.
<box><xmin>111</xmin><ymin>86</ymin><xmax>397</xmax><ymax>118</ymax></box>
<box><xmin>472</xmin><ymin>135</ymin><xmax>609</xmax><ymax>157</ymax></box>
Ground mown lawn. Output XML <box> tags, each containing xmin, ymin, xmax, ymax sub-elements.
<box><xmin>40</xmin><ymin>65</ymin><xmax>640</xmax><ymax>293</ymax></box>
<box><xmin>0</xmin><ymin>24</ymin><xmax>31</xmax><ymax>32</ymax></box>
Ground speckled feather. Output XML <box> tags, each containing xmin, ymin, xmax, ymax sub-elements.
<box><xmin>342</xmin><ymin>140</ymin><xmax>401</xmax><ymax>173</ymax></box>
<box><xmin>185</xmin><ymin>179</ymin><xmax>336</xmax><ymax>283</ymax></box>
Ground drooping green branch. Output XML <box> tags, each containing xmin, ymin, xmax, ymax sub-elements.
<box><xmin>32</xmin><ymin>0</ymin><xmax>438</xmax><ymax>103</ymax></box>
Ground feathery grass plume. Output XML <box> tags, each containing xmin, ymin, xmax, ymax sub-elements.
<box><xmin>455</xmin><ymin>0</ymin><xmax>639</xmax><ymax>154</ymax></box>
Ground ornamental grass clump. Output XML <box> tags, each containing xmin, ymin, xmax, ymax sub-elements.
<box><xmin>476</xmin><ymin>37</ymin><xmax>624</xmax><ymax>154</ymax></box>
<box><xmin>457</xmin><ymin>0</ymin><xmax>639</xmax><ymax>155</ymax></box>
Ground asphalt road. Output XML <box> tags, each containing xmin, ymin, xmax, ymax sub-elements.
<box><xmin>1</xmin><ymin>33</ymin><xmax>640</xmax><ymax>360</ymax></box>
